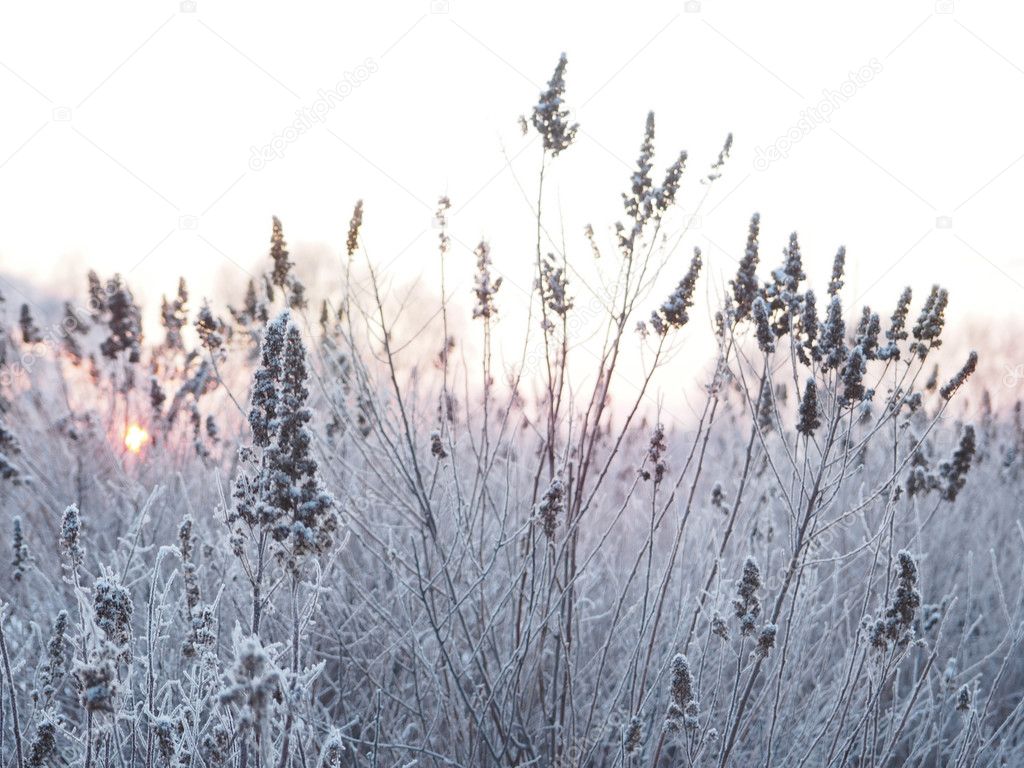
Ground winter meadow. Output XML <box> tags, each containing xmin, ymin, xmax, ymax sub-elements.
<box><xmin>1</xmin><ymin>53</ymin><xmax>1022</xmax><ymax>768</ymax></box>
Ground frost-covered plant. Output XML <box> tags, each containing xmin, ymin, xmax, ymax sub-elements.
<box><xmin>765</xmin><ymin>231</ymin><xmax>805</xmax><ymax>337</ymax></box>
<box><xmin>26</xmin><ymin>709</ymin><xmax>58</xmax><ymax>768</ymax></box>
<box><xmin>75</xmin><ymin>640</ymin><xmax>120</xmax><ymax>713</ymax></box>
<box><xmin>20</xmin><ymin>303</ymin><xmax>42</xmax><ymax>344</ymax></box>
<box><xmin>940</xmin><ymin>425</ymin><xmax>976</xmax><ymax>502</ymax></box>
<box><xmin>179</xmin><ymin>516</ymin><xmax>215</xmax><ymax>660</ymax></box>
<box><xmin>819</xmin><ymin>296</ymin><xmax>847</xmax><ymax>371</ymax></box>
<box><xmin>940</xmin><ymin>351</ymin><xmax>978</xmax><ymax>400</ymax></box>
<box><xmin>752</xmin><ymin>296</ymin><xmax>774</xmax><ymax>353</ymax></box>
<box><xmin>651</xmin><ymin>248</ymin><xmax>702</xmax><ymax>334</ymax></box>
<box><xmin>346</xmin><ymin>199</ymin><xmax>363</xmax><ymax>259</ymax></box>
<box><xmin>643</xmin><ymin>423</ymin><xmax>667</xmax><ymax>484</ymax></box>
<box><xmin>318</xmin><ymin>729</ymin><xmax>346</xmax><ymax>766</ymax></box>
<box><xmin>537</xmin><ymin>476</ymin><xmax>565</xmax><ymax>541</ymax></box>
<box><xmin>828</xmin><ymin>246</ymin><xmax>846</xmax><ymax>297</ymax></box>
<box><xmin>232</xmin><ymin>311</ymin><xmax>336</xmax><ymax>641</ymax></box>
<box><xmin>268</xmin><ymin>216</ymin><xmax>307</xmax><ymax>310</ymax></box>
<box><xmin>731</xmin><ymin>213</ymin><xmax>760</xmax><ymax>321</ymax></box>
<box><xmin>219</xmin><ymin>625</ymin><xmax>282</xmax><ymax>757</ymax></box>
<box><xmin>854</xmin><ymin>306</ymin><xmax>881</xmax><ymax>360</ymax></box>
<box><xmin>753</xmin><ymin>623</ymin><xmax>777</xmax><ymax>659</ymax></box>
<box><xmin>531</xmin><ymin>52</ymin><xmax>578</xmax><ymax>156</ymax></box>
<box><xmin>733</xmin><ymin>557</ymin><xmax>762</xmax><ymax>637</ymax></box>
<box><xmin>910</xmin><ymin>284</ymin><xmax>948</xmax><ymax>359</ymax></box>
<box><xmin>99</xmin><ymin>274</ymin><xmax>143</xmax><ymax>363</ymax></box>
<box><xmin>161</xmin><ymin>277</ymin><xmax>189</xmax><ymax>351</ymax></box>
<box><xmin>868</xmin><ymin>550</ymin><xmax>922</xmax><ymax>650</ymax></box>
<box><xmin>59</xmin><ymin>503</ymin><xmax>84</xmax><ymax>578</ymax></box>
<box><xmin>471</xmin><ymin>240</ymin><xmax>501</xmax><ymax>320</ymax></box>
<box><xmin>538</xmin><ymin>252</ymin><xmax>573</xmax><ymax>319</ymax></box>
<box><xmin>796</xmin><ymin>378</ymin><xmax>820</xmax><ymax>436</ymax></box>
<box><xmin>195</xmin><ymin>301</ymin><xmax>228</xmax><ymax>354</ymax></box>
<box><xmin>665</xmin><ymin>654</ymin><xmax>698</xmax><ymax>732</ymax></box>
<box><xmin>35</xmin><ymin>610</ymin><xmax>69</xmax><ymax>704</ymax></box>
<box><xmin>798</xmin><ymin>289</ymin><xmax>819</xmax><ymax>363</ymax></box>
<box><xmin>624</xmin><ymin>715</ymin><xmax>643</xmax><ymax>753</ymax></box>
<box><xmin>12</xmin><ymin>515</ymin><xmax>30</xmax><ymax>581</ymax></box>
<box><xmin>93</xmin><ymin>570</ymin><xmax>134</xmax><ymax>662</ymax></box>
<box><xmin>840</xmin><ymin>345</ymin><xmax>867</xmax><ymax>404</ymax></box>
<box><xmin>0</xmin><ymin>414</ymin><xmax>24</xmax><ymax>484</ymax></box>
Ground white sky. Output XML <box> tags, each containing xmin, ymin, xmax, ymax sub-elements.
<box><xmin>1</xmin><ymin>0</ymin><xmax>1022</xmax><ymax>347</ymax></box>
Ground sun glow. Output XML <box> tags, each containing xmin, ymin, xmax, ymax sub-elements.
<box><xmin>124</xmin><ymin>424</ymin><xmax>150</xmax><ymax>454</ymax></box>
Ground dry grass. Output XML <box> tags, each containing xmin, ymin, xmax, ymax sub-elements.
<box><xmin>0</xmin><ymin>54</ymin><xmax>1021</xmax><ymax>768</ymax></box>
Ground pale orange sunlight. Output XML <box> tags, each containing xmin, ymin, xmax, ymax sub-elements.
<box><xmin>123</xmin><ymin>424</ymin><xmax>150</xmax><ymax>454</ymax></box>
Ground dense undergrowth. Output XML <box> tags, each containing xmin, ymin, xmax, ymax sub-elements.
<box><xmin>0</xmin><ymin>54</ymin><xmax>1021</xmax><ymax>768</ymax></box>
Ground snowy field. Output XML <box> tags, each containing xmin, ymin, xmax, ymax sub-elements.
<box><xmin>1</xmin><ymin>54</ymin><xmax>1022</xmax><ymax>768</ymax></box>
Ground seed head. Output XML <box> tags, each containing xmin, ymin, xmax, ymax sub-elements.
<box><xmin>797</xmin><ymin>378</ymin><xmax>821</xmax><ymax>436</ymax></box>
<box><xmin>269</xmin><ymin>216</ymin><xmax>293</xmax><ymax>289</ymax></box>
<box><xmin>624</xmin><ymin>715</ymin><xmax>643</xmax><ymax>752</ymax></box>
<box><xmin>939</xmin><ymin>425</ymin><xmax>976</xmax><ymax>502</ymax></box>
<box><xmin>855</xmin><ymin>307</ymin><xmax>881</xmax><ymax>361</ymax></box>
<box><xmin>472</xmin><ymin>240</ymin><xmax>502</xmax><ymax>320</ymax></box>
<box><xmin>868</xmin><ymin>550</ymin><xmax>921</xmax><ymax>650</ymax></box>
<box><xmin>841</xmin><ymin>346</ymin><xmax>867</xmax><ymax>405</ymax></box>
<box><xmin>733</xmin><ymin>557</ymin><xmax>762</xmax><ymax>636</ymax></box>
<box><xmin>828</xmin><ymin>246</ymin><xmax>846</xmax><ymax>297</ymax></box>
<box><xmin>666</xmin><ymin>654</ymin><xmax>699</xmax><ymax>732</ymax></box>
<box><xmin>820</xmin><ymin>297</ymin><xmax>847</xmax><ymax>372</ymax></box>
<box><xmin>798</xmin><ymin>290</ymin><xmax>819</xmax><ymax>364</ymax></box>
<box><xmin>652</xmin><ymin>248</ymin><xmax>702</xmax><ymax>333</ymax></box>
<box><xmin>538</xmin><ymin>477</ymin><xmax>566</xmax><ymax>540</ymax></box>
<box><xmin>99</xmin><ymin>275</ymin><xmax>143</xmax><ymax>363</ymax></box>
<box><xmin>643</xmin><ymin>423</ymin><xmax>667</xmax><ymax>484</ymax></box>
<box><xmin>94</xmin><ymin>572</ymin><xmax>134</xmax><ymax>662</ymax></box>
<box><xmin>20</xmin><ymin>304</ymin><xmax>42</xmax><ymax>344</ymax></box>
<box><xmin>12</xmin><ymin>516</ymin><xmax>29</xmax><ymax>581</ymax></box>
<box><xmin>195</xmin><ymin>302</ymin><xmax>227</xmax><ymax>353</ymax></box>
<box><xmin>910</xmin><ymin>285</ymin><xmax>948</xmax><ymax>359</ymax></box>
<box><xmin>752</xmin><ymin>296</ymin><xmax>774</xmax><ymax>353</ymax></box>
<box><xmin>705</xmin><ymin>133</ymin><xmax>733</xmax><ymax>183</ymax></box>
<box><xmin>731</xmin><ymin>213</ymin><xmax>761</xmax><ymax>321</ymax></box>
<box><xmin>754</xmin><ymin>623</ymin><xmax>777</xmax><ymax>659</ymax></box>
<box><xmin>26</xmin><ymin>710</ymin><xmax>58</xmax><ymax>767</ymax></box>
<box><xmin>879</xmin><ymin>287</ymin><xmax>912</xmax><ymax>360</ymax></box>
<box><xmin>531</xmin><ymin>53</ymin><xmax>578</xmax><ymax>157</ymax></box>
<box><xmin>956</xmin><ymin>684</ymin><xmax>972</xmax><ymax>712</ymax></box>
<box><xmin>60</xmin><ymin>504</ymin><xmax>84</xmax><ymax>574</ymax></box>
<box><xmin>75</xmin><ymin>641</ymin><xmax>120</xmax><ymax>713</ymax></box>
<box><xmin>430</xmin><ymin>430</ymin><xmax>448</xmax><ymax>459</ymax></box>
<box><xmin>346</xmin><ymin>199</ymin><xmax>364</xmax><ymax>259</ymax></box>
<box><xmin>940</xmin><ymin>351</ymin><xmax>978</xmax><ymax>400</ymax></box>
